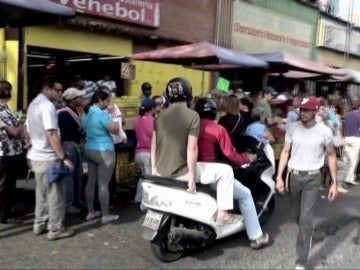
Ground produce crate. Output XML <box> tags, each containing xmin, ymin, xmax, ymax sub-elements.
<box><xmin>122</xmin><ymin>107</ymin><xmax>139</xmax><ymax>118</ymax></box>
<box><xmin>117</xmin><ymin>150</ymin><xmax>131</xmax><ymax>166</ymax></box>
<box><xmin>116</xmin><ymin>162</ymin><xmax>139</xmax><ymax>183</ymax></box>
<box><xmin>112</xmin><ymin>96</ymin><xmax>140</xmax><ymax>108</ymax></box>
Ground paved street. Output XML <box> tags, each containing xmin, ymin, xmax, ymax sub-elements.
<box><xmin>1</xmin><ymin>180</ymin><xmax>360</xmax><ymax>269</ymax></box>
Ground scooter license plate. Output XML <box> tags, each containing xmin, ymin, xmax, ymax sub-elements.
<box><xmin>142</xmin><ymin>210</ymin><xmax>163</xmax><ymax>231</ymax></box>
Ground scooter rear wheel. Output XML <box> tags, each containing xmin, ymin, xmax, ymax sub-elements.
<box><xmin>151</xmin><ymin>217</ymin><xmax>183</xmax><ymax>262</ymax></box>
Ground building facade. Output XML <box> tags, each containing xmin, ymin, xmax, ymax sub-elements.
<box><xmin>0</xmin><ymin>0</ymin><xmax>217</xmax><ymax>111</ymax></box>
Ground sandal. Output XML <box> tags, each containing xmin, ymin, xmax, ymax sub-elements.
<box><xmin>215</xmin><ymin>214</ymin><xmax>243</xmax><ymax>226</ymax></box>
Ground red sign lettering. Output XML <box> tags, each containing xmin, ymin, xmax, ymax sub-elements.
<box><xmin>51</xmin><ymin>0</ymin><xmax>160</xmax><ymax>28</ymax></box>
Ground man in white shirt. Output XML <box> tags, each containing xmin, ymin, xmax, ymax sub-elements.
<box><xmin>27</xmin><ymin>75</ymin><xmax>75</xmax><ymax>241</ymax></box>
<box><xmin>276</xmin><ymin>96</ymin><xmax>338</xmax><ymax>270</ymax></box>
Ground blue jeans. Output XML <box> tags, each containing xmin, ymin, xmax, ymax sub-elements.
<box><xmin>134</xmin><ymin>152</ymin><xmax>151</xmax><ymax>203</ymax></box>
<box><xmin>63</xmin><ymin>142</ymin><xmax>83</xmax><ymax>208</ymax></box>
<box><xmin>233</xmin><ymin>180</ymin><xmax>263</xmax><ymax>240</ymax></box>
<box><xmin>211</xmin><ymin>180</ymin><xmax>263</xmax><ymax>240</ymax></box>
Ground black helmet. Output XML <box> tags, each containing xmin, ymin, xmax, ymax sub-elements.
<box><xmin>166</xmin><ymin>77</ymin><xmax>192</xmax><ymax>103</ymax></box>
<box><xmin>195</xmin><ymin>97</ymin><xmax>217</xmax><ymax>120</ymax></box>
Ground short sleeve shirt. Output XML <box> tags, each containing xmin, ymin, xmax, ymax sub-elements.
<box><xmin>245</xmin><ymin>122</ymin><xmax>269</xmax><ymax>144</ymax></box>
<box><xmin>82</xmin><ymin>81</ymin><xmax>98</xmax><ymax>103</ymax></box>
<box><xmin>256</xmin><ymin>100</ymin><xmax>272</xmax><ymax>118</ymax></box>
<box><xmin>82</xmin><ymin>106</ymin><xmax>114</xmax><ymax>151</ymax></box>
<box><xmin>0</xmin><ymin>103</ymin><xmax>23</xmax><ymax>156</ymax></box>
<box><xmin>26</xmin><ymin>93</ymin><xmax>59</xmax><ymax>161</ymax></box>
<box><xmin>155</xmin><ymin>104</ymin><xmax>200</xmax><ymax>177</ymax></box>
<box><xmin>286</xmin><ymin>121</ymin><xmax>333</xmax><ymax>170</ymax></box>
<box><xmin>0</xmin><ymin>118</ymin><xmax>6</xmax><ymax>156</ymax></box>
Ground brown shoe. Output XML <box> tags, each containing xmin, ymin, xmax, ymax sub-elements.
<box><xmin>47</xmin><ymin>229</ymin><xmax>75</xmax><ymax>241</ymax></box>
<box><xmin>250</xmin><ymin>233</ymin><xmax>270</xmax><ymax>249</ymax></box>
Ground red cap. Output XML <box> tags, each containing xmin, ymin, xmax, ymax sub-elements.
<box><xmin>299</xmin><ymin>96</ymin><xmax>319</xmax><ymax>110</ymax></box>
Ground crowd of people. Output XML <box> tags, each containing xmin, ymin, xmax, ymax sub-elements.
<box><xmin>1</xmin><ymin>74</ymin><xmax>360</xmax><ymax>269</ymax></box>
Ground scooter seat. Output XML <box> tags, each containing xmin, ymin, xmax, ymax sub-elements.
<box><xmin>142</xmin><ymin>175</ymin><xmax>215</xmax><ymax>196</ymax></box>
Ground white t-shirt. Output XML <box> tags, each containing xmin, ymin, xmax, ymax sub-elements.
<box><xmin>26</xmin><ymin>93</ymin><xmax>60</xmax><ymax>161</ymax></box>
<box><xmin>286</xmin><ymin>121</ymin><xmax>333</xmax><ymax>171</ymax></box>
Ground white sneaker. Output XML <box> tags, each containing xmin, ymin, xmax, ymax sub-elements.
<box><xmin>295</xmin><ymin>264</ymin><xmax>305</xmax><ymax>270</ymax></box>
<box><xmin>86</xmin><ymin>211</ymin><xmax>101</xmax><ymax>221</ymax></box>
<box><xmin>101</xmin><ymin>214</ymin><xmax>119</xmax><ymax>224</ymax></box>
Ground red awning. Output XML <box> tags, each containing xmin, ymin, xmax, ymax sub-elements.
<box><xmin>132</xmin><ymin>41</ymin><xmax>269</xmax><ymax>70</ymax></box>
<box><xmin>252</xmin><ymin>51</ymin><xmax>349</xmax><ymax>77</ymax></box>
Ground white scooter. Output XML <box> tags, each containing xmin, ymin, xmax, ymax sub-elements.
<box><xmin>141</xmin><ymin>136</ymin><xmax>276</xmax><ymax>262</ymax></box>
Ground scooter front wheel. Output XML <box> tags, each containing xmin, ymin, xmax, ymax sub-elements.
<box><xmin>151</xmin><ymin>216</ymin><xmax>183</xmax><ymax>262</ymax></box>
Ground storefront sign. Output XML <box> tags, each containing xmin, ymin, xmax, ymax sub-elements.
<box><xmin>52</xmin><ymin>0</ymin><xmax>160</xmax><ymax>28</ymax></box>
<box><xmin>318</xmin><ymin>18</ymin><xmax>360</xmax><ymax>57</ymax></box>
<box><xmin>232</xmin><ymin>1</ymin><xmax>313</xmax><ymax>58</ymax></box>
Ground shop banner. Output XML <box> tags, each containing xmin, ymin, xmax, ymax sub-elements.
<box><xmin>232</xmin><ymin>1</ymin><xmax>313</xmax><ymax>58</ymax></box>
<box><xmin>318</xmin><ymin>18</ymin><xmax>360</xmax><ymax>57</ymax></box>
<box><xmin>51</xmin><ymin>0</ymin><xmax>160</xmax><ymax>28</ymax></box>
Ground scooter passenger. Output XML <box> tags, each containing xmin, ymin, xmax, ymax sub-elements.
<box><xmin>151</xmin><ymin>77</ymin><xmax>241</xmax><ymax>226</ymax></box>
<box><xmin>195</xmin><ymin>97</ymin><xmax>270</xmax><ymax>249</ymax></box>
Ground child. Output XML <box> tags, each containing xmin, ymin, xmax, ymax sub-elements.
<box><xmin>245</xmin><ymin>107</ymin><xmax>275</xmax><ymax>168</ymax></box>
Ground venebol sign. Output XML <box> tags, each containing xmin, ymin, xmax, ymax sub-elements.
<box><xmin>52</xmin><ymin>0</ymin><xmax>160</xmax><ymax>28</ymax></box>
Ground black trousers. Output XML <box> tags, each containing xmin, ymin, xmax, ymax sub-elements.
<box><xmin>0</xmin><ymin>155</ymin><xmax>22</xmax><ymax>222</ymax></box>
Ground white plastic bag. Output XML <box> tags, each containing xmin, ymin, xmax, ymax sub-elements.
<box><xmin>113</xmin><ymin>117</ymin><xmax>127</xmax><ymax>144</ymax></box>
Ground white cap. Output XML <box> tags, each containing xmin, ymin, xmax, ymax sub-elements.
<box><xmin>62</xmin><ymin>87</ymin><xmax>85</xmax><ymax>100</ymax></box>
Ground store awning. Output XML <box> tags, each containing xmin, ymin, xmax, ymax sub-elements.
<box><xmin>344</xmin><ymin>68</ymin><xmax>360</xmax><ymax>84</ymax></box>
<box><xmin>252</xmin><ymin>51</ymin><xmax>349</xmax><ymax>77</ymax></box>
<box><xmin>0</xmin><ymin>0</ymin><xmax>76</xmax><ymax>27</ymax></box>
<box><xmin>132</xmin><ymin>41</ymin><xmax>269</xmax><ymax>70</ymax></box>
<box><xmin>269</xmin><ymin>70</ymin><xmax>325</xmax><ymax>79</ymax></box>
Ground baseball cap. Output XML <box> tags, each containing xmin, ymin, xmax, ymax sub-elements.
<box><xmin>62</xmin><ymin>87</ymin><xmax>85</xmax><ymax>100</ymax></box>
<box><xmin>299</xmin><ymin>96</ymin><xmax>320</xmax><ymax>110</ymax></box>
<box><xmin>263</xmin><ymin>86</ymin><xmax>278</xmax><ymax>96</ymax></box>
<box><xmin>140</xmin><ymin>99</ymin><xmax>157</xmax><ymax>112</ymax></box>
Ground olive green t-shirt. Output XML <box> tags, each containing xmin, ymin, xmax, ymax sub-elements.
<box><xmin>155</xmin><ymin>104</ymin><xmax>200</xmax><ymax>178</ymax></box>
<box><xmin>256</xmin><ymin>99</ymin><xmax>272</xmax><ymax>118</ymax></box>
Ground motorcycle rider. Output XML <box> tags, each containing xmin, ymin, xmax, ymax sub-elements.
<box><xmin>151</xmin><ymin>77</ymin><xmax>241</xmax><ymax>225</ymax></box>
<box><xmin>195</xmin><ymin>97</ymin><xmax>270</xmax><ymax>249</ymax></box>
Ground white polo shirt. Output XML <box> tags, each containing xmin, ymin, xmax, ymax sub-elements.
<box><xmin>26</xmin><ymin>93</ymin><xmax>59</xmax><ymax>161</ymax></box>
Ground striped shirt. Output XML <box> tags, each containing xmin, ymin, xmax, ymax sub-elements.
<box><xmin>82</xmin><ymin>81</ymin><xmax>97</xmax><ymax>103</ymax></box>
